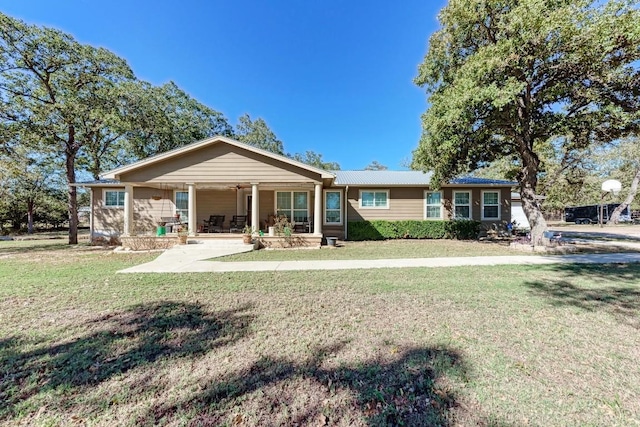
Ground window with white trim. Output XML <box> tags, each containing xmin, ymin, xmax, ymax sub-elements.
<box><xmin>175</xmin><ymin>191</ymin><xmax>188</xmax><ymax>221</ymax></box>
<box><xmin>453</xmin><ymin>191</ymin><xmax>471</xmax><ymax>219</ymax></box>
<box><xmin>276</xmin><ymin>191</ymin><xmax>309</xmax><ymax>222</ymax></box>
<box><xmin>359</xmin><ymin>190</ymin><xmax>389</xmax><ymax>209</ymax></box>
<box><xmin>104</xmin><ymin>189</ymin><xmax>125</xmax><ymax>208</ymax></box>
<box><xmin>424</xmin><ymin>191</ymin><xmax>443</xmax><ymax>219</ymax></box>
<box><xmin>324</xmin><ymin>190</ymin><xmax>342</xmax><ymax>225</ymax></box>
<box><xmin>482</xmin><ymin>191</ymin><xmax>500</xmax><ymax>220</ymax></box>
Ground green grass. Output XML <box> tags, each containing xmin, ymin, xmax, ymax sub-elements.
<box><xmin>1</xmin><ymin>240</ymin><xmax>639</xmax><ymax>426</ymax></box>
<box><xmin>220</xmin><ymin>239</ymin><xmax>519</xmax><ymax>261</ymax></box>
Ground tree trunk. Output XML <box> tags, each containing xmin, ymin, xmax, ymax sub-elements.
<box><xmin>27</xmin><ymin>199</ymin><xmax>34</xmax><ymax>234</ymax></box>
<box><xmin>518</xmin><ymin>140</ymin><xmax>548</xmax><ymax>245</ymax></box>
<box><xmin>608</xmin><ymin>169</ymin><xmax>640</xmax><ymax>224</ymax></box>
<box><xmin>66</xmin><ymin>126</ymin><xmax>78</xmax><ymax>245</ymax></box>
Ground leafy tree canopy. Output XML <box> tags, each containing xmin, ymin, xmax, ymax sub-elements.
<box><xmin>123</xmin><ymin>81</ymin><xmax>234</xmax><ymax>160</ymax></box>
<box><xmin>0</xmin><ymin>12</ymin><xmax>135</xmax><ymax>243</ymax></box>
<box><xmin>413</xmin><ymin>0</ymin><xmax>640</xmax><ymax>240</ymax></box>
<box><xmin>289</xmin><ymin>150</ymin><xmax>340</xmax><ymax>170</ymax></box>
<box><xmin>234</xmin><ymin>113</ymin><xmax>284</xmax><ymax>155</ymax></box>
<box><xmin>364</xmin><ymin>160</ymin><xmax>388</xmax><ymax>171</ymax></box>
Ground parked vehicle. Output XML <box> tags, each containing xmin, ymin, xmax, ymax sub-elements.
<box><xmin>564</xmin><ymin>204</ymin><xmax>629</xmax><ymax>224</ymax></box>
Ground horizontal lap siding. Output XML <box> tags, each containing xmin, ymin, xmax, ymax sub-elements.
<box><xmin>443</xmin><ymin>187</ymin><xmax>512</xmax><ymax>225</ymax></box>
<box><xmin>259</xmin><ymin>191</ymin><xmax>274</xmax><ymax>230</ymax></box>
<box><xmin>119</xmin><ymin>143</ymin><xmax>322</xmax><ymax>184</ymax></box>
<box><xmin>196</xmin><ymin>190</ymin><xmax>237</xmax><ymax>230</ymax></box>
<box><xmin>93</xmin><ymin>188</ymin><xmax>123</xmax><ymax>235</ymax></box>
<box><xmin>347</xmin><ymin>187</ymin><xmax>426</xmax><ymax>221</ymax></box>
<box><xmin>94</xmin><ymin>186</ymin><xmax>167</xmax><ymax>235</ymax></box>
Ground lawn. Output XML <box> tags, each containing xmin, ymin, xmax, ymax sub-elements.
<box><xmin>1</xmin><ymin>240</ymin><xmax>639</xmax><ymax>426</ymax></box>
<box><xmin>221</xmin><ymin>239</ymin><xmax>519</xmax><ymax>262</ymax></box>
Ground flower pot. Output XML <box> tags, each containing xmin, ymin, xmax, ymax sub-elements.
<box><xmin>242</xmin><ymin>234</ymin><xmax>253</xmax><ymax>244</ymax></box>
<box><xmin>177</xmin><ymin>234</ymin><xmax>188</xmax><ymax>245</ymax></box>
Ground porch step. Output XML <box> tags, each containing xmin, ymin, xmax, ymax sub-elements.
<box><xmin>189</xmin><ymin>239</ymin><xmax>249</xmax><ymax>248</ymax></box>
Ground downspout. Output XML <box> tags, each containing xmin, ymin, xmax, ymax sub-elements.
<box><xmin>344</xmin><ymin>185</ymin><xmax>349</xmax><ymax>240</ymax></box>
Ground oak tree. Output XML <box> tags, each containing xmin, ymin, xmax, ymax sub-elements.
<box><xmin>413</xmin><ymin>0</ymin><xmax>640</xmax><ymax>241</ymax></box>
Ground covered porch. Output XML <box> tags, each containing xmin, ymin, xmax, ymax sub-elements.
<box><xmin>118</xmin><ymin>181</ymin><xmax>325</xmax><ymax>237</ymax></box>
<box><xmin>94</xmin><ymin>136</ymin><xmax>337</xmax><ymax>241</ymax></box>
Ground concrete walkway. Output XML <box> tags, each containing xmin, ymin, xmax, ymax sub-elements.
<box><xmin>118</xmin><ymin>239</ymin><xmax>254</xmax><ymax>273</ymax></box>
<box><xmin>119</xmin><ymin>243</ymin><xmax>640</xmax><ymax>273</ymax></box>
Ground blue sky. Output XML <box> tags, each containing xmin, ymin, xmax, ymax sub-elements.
<box><xmin>2</xmin><ymin>0</ymin><xmax>447</xmax><ymax>170</ymax></box>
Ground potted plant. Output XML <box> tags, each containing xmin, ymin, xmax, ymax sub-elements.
<box><xmin>176</xmin><ymin>227</ymin><xmax>188</xmax><ymax>245</ymax></box>
<box><xmin>156</xmin><ymin>220</ymin><xmax>167</xmax><ymax>237</ymax></box>
<box><xmin>242</xmin><ymin>225</ymin><xmax>254</xmax><ymax>244</ymax></box>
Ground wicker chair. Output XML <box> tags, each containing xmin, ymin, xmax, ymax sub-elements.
<box><xmin>204</xmin><ymin>215</ymin><xmax>225</xmax><ymax>233</ymax></box>
<box><xmin>229</xmin><ymin>215</ymin><xmax>248</xmax><ymax>233</ymax></box>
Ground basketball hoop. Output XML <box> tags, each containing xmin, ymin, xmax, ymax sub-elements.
<box><xmin>602</xmin><ymin>179</ymin><xmax>622</xmax><ymax>196</ymax></box>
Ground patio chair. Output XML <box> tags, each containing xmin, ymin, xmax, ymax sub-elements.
<box><xmin>293</xmin><ymin>217</ymin><xmax>311</xmax><ymax>233</ymax></box>
<box><xmin>204</xmin><ymin>215</ymin><xmax>225</xmax><ymax>233</ymax></box>
<box><xmin>229</xmin><ymin>215</ymin><xmax>248</xmax><ymax>233</ymax></box>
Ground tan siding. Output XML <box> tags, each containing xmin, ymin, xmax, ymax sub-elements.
<box><xmin>346</xmin><ymin>187</ymin><xmax>426</xmax><ymax>221</ymax></box>
<box><xmin>258</xmin><ymin>191</ymin><xmax>274</xmax><ymax>230</ymax></box>
<box><xmin>196</xmin><ymin>189</ymin><xmax>237</xmax><ymax>231</ymax></box>
<box><xmin>93</xmin><ymin>187</ymin><xmax>124</xmax><ymax>235</ymax></box>
<box><xmin>119</xmin><ymin>143</ymin><xmax>322</xmax><ymax>184</ymax></box>
<box><xmin>323</xmin><ymin>225</ymin><xmax>345</xmax><ymax>240</ymax></box>
<box><xmin>343</xmin><ymin>186</ymin><xmax>512</xmax><ymax>226</ymax></box>
<box><xmin>446</xmin><ymin>187</ymin><xmax>513</xmax><ymax>228</ymax></box>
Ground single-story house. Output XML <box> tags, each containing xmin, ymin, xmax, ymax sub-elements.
<box><xmin>77</xmin><ymin>136</ymin><xmax>517</xmax><ymax>242</ymax></box>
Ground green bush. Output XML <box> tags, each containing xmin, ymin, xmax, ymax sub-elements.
<box><xmin>347</xmin><ymin>220</ymin><xmax>480</xmax><ymax>241</ymax></box>
<box><xmin>444</xmin><ymin>220</ymin><xmax>481</xmax><ymax>240</ymax></box>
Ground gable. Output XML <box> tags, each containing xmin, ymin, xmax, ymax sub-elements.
<box><xmin>117</xmin><ymin>142</ymin><xmax>324</xmax><ymax>184</ymax></box>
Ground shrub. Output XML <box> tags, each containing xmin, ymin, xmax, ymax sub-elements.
<box><xmin>347</xmin><ymin>220</ymin><xmax>480</xmax><ymax>241</ymax></box>
<box><xmin>444</xmin><ymin>220</ymin><xmax>481</xmax><ymax>240</ymax></box>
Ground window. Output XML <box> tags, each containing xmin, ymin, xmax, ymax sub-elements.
<box><xmin>276</xmin><ymin>191</ymin><xmax>309</xmax><ymax>222</ymax></box>
<box><xmin>424</xmin><ymin>191</ymin><xmax>443</xmax><ymax>219</ymax></box>
<box><xmin>359</xmin><ymin>190</ymin><xmax>389</xmax><ymax>209</ymax></box>
<box><xmin>482</xmin><ymin>191</ymin><xmax>500</xmax><ymax>219</ymax></box>
<box><xmin>104</xmin><ymin>189</ymin><xmax>125</xmax><ymax>208</ymax></box>
<box><xmin>453</xmin><ymin>191</ymin><xmax>471</xmax><ymax>219</ymax></box>
<box><xmin>175</xmin><ymin>191</ymin><xmax>188</xmax><ymax>221</ymax></box>
<box><xmin>324</xmin><ymin>190</ymin><xmax>342</xmax><ymax>225</ymax></box>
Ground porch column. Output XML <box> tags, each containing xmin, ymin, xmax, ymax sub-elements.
<box><xmin>313</xmin><ymin>183</ymin><xmax>322</xmax><ymax>236</ymax></box>
<box><xmin>123</xmin><ymin>184</ymin><xmax>134</xmax><ymax>236</ymax></box>
<box><xmin>251</xmin><ymin>183</ymin><xmax>259</xmax><ymax>232</ymax></box>
<box><xmin>187</xmin><ymin>183</ymin><xmax>196</xmax><ymax>236</ymax></box>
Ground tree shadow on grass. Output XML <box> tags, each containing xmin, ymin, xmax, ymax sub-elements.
<box><xmin>0</xmin><ymin>241</ymin><xmax>78</xmax><ymax>256</ymax></box>
<box><xmin>0</xmin><ymin>301</ymin><xmax>254</xmax><ymax>420</ymax></box>
<box><xmin>526</xmin><ymin>264</ymin><xmax>640</xmax><ymax>328</ymax></box>
<box><xmin>144</xmin><ymin>344</ymin><xmax>512</xmax><ymax>426</ymax></box>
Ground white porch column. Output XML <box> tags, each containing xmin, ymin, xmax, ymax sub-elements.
<box><xmin>251</xmin><ymin>183</ymin><xmax>259</xmax><ymax>232</ymax></box>
<box><xmin>187</xmin><ymin>183</ymin><xmax>197</xmax><ymax>235</ymax></box>
<box><xmin>313</xmin><ymin>183</ymin><xmax>322</xmax><ymax>236</ymax></box>
<box><xmin>123</xmin><ymin>184</ymin><xmax>134</xmax><ymax>236</ymax></box>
